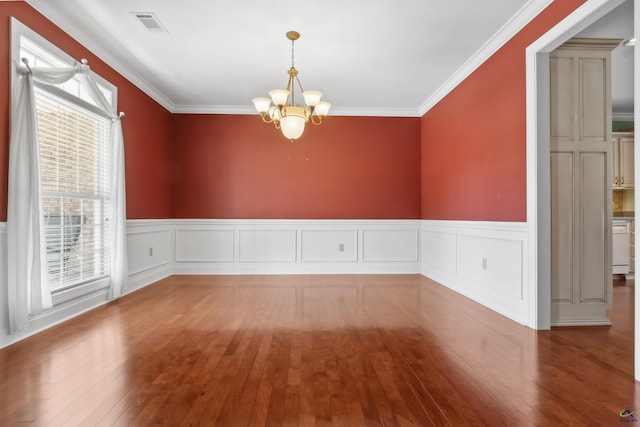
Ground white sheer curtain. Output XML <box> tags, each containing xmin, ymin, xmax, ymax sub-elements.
<box><xmin>79</xmin><ymin>63</ymin><xmax>128</xmax><ymax>300</ymax></box>
<box><xmin>7</xmin><ymin>59</ymin><xmax>127</xmax><ymax>333</ymax></box>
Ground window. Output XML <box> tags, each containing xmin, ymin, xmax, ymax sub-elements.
<box><xmin>37</xmin><ymin>88</ymin><xmax>111</xmax><ymax>292</ymax></box>
<box><xmin>14</xmin><ymin>23</ymin><xmax>118</xmax><ymax>300</ymax></box>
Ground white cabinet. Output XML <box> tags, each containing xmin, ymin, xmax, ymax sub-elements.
<box><xmin>612</xmin><ymin>132</ymin><xmax>634</xmax><ymax>189</ymax></box>
<box><xmin>612</xmin><ymin>220</ymin><xmax>630</xmax><ymax>274</ymax></box>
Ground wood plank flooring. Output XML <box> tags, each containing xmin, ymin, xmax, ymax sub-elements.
<box><xmin>0</xmin><ymin>274</ymin><xmax>638</xmax><ymax>426</ymax></box>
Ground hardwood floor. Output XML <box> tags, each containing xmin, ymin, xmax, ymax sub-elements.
<box><xmin>0</xmin><ymin>274</ymin><xmax>638</xmax><ymax>426</ymax></box>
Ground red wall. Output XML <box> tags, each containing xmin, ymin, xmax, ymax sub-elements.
<box><xmin>0</xmin><ymin>2</ymin><xmax>173</xmax><ymax>220</ymax></box>
<box><xmin>421</xmin><ymin>0</ymin><xmax>586</xmax><ymax>222</ymax></box>
<box><xmin>2</xmin><ymin>1</ymin><xmax>594</xmax><ymax>222</ymax></box>
<box><xmin>171</xmin><ymin>115</ymin><xmax>421</xmax><ymax>219</ymax></box>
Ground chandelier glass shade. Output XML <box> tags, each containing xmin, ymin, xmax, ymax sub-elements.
<box><xmin>252</xmin><ymin>31</ymin><xmax>331</xmax><ymax>141</ymax></box>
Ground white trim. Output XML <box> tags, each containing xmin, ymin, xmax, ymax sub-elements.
<box><xmin>418</xmin><ymin>0</ymin><xmax>553</xmax><ymax>115</ymax></box>
<box><xmin>11</xmin><ymin>18</ymin><xmax>118</xmax><ymax>109</ymax></box>
<box><xmin>326</xmin><ymin>107</ymin><xmax>420</xmax><ymax>118</ymax></box>
<box><xmin>173</xmin><ymin>105</ymin><xmax>422</xmax><ymax>117</ymax></box>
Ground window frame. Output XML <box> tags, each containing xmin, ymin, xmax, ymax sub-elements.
<box><xmin>11</xmin><ymin>18</ymin><xmax>119</xmax><ymax>305</ymax></box>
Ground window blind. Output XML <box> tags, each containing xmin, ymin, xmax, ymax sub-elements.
<box><xmin>35</xmin><ymin>88</ymin><xmax>111</xmax><ymax>292</ymax></box>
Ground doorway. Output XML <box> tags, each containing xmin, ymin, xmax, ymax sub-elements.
<box><xmin>526</xmin><ymin>0</ymin><xmax>638</xmax><ymax>377</ymax></box>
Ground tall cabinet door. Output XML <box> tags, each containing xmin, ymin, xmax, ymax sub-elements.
<box><xmin>619</xmin><ymin>136</ymin><xmax>634</xmax><ymax>188</ymax></box>
<box><xmin>550</xmin><ymin>39</ymin><xmax>615</xmax><ymax>326</ymax></box>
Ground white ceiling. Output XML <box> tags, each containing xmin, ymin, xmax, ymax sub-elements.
<box><xmin>24</xmin><ymin>0</ymin><xmax>633</xmax><ymax>117</ymax></box>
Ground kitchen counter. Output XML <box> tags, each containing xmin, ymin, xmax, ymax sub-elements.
<box><xmin>613</xmin><ymin>211</ymin><xmax>635</xmax><ymax>220</ymax></box>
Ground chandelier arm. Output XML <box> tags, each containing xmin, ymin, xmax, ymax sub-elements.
<box><xmin>260</xmin><ymin>112</ymin><xmax>273</xmax><ymax>123</ymax></box>
<box><xmin>310</xmin><ymin>115</ymin><xmax>323</xmax><ymax>125</ymax></box>
<box><xmin>285</xmin><ymin>73</ymin><xmax>293</xmax><ymax>92</ymax></box>
<box><xmin>295</xmin><ymin>75</ymin><xmax>305</xmax><ymax>98</ymax></box>
<box><xmin>290</xmin><ymin>74</ymin><xmax>295</xmax><ymax>106</ymax></box>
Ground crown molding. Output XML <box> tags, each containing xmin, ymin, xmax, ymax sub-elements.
<box><xmin>173</xmin><ymin>105</ymin><xmax>257</xmax><ymax>115</ymax></box>
<box><xmin>417</xmin><ymin>0</ymin><xmax>553</xmax><ymax>116</ymax></box>
<box><xmin>172</xmin><ymin>105</ymin><xmax>421</xmax><ymax>117</ymax></box>
<box><xmin>24</xmin><ymin>0</ymin><xmax>177</xmax><ymax>113</ymax></box>
<box><xmin>327</xmin><ymin>107</ymin><xmax>421</xmax><ymax>118</ymax></box>
<box><xmin>26</xmin><ymin>0</ymin><xmax>551</xmax><ymax>119</ymax></box>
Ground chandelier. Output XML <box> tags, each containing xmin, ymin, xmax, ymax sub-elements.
<box><xmin>252</xmin><ymin>31</ymin><xmax>331</xmax><ymax>141</ymax></box>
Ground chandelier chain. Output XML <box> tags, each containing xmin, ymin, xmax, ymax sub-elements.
<box><xmin>291</xmin><ymin>37</ymin><xmax>295</xmax><ymax>69</ymax></box>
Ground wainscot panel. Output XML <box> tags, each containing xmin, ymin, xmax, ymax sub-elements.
<box><xmin>421</xmin><ymin>220</ymin><xmax>529</xmax><ymax>326</ymax></box>
<box><xmin>175</xmin><ymin>229</ymin><xmax>234</xmax><ymax>262</ymax></box>
<box><xmin>458</xmin><ymin>234</ymin><xmax>524</xmax><ymax>300</ymax></box>
<box><xmin>239</xmin><ymin>230</ymin><xmax>298</xmax><ymax>262</ymax></box>
<box><xmin>362</xmin><ymin>229</ymin><xmax>419</xmax><ymax>262</ymax></box>
<box><xmin>0</xmin><ymin>224</ymin><xmax>6</xmax><ymax>338</ymax></box>
<box><xmin>422</xmin><ymin>229</ymin><xmax>457</xmax><ymax>274</ymax></box>
<box><xmin>300</xmin><ymin>230</ymin><xmax>358</xmax><ymax>262</ymax></box>
<box><xmin>126</xmin><ymin>220</ymin><xmax>173</xmax><ymax>290</ymax></box>
<box><xmin>171</xmin><ymin>220</ymin><xmax>422</xmax><ymax>274</ymax></box>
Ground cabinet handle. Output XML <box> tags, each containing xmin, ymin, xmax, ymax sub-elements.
<box><xmin>622</xmin><ymin>177</ymin><xmax>624</xmax><ymax>184</ymax></box>
<box><xmin>615</xmin><ymin>177</ymin><xmax>618</xmax><ymax>185</ymax></box>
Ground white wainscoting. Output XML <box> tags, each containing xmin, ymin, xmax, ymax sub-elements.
<box><xmin>126</xmin><ymin>220</ymin><xmax>173</xmax><ymax>290</ymax></box>
<box><xmin>2</xmin><ymin>218</ymin><xmax>536</xmax><ymax>348</ymax></box>
<box><xmin>172</xmin><ymin>220</ymin><xmax>422</xmax><ymax>275</ymax></box>
<box><xmin>421</xmin><ymin>220</ymin><xmax>529</xmax><ymax>326</ymax></box>
<box><xmin>0</xmin><ymin>224</ymin><xmax>7</xmax><ymax>339</ymax></box>
<box><xmin>0</xmin><ymin>220</ymin><xmax>173</xmax><ymax>348</ymax></box>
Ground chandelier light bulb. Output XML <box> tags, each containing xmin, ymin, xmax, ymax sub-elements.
<box><xmin>303</xmin><ymin>91</ymin><xmax>323</xmax><ymax>107</ymax></box>
<box><xmin>315</xmin><ymin>101</ymin><xmax>331</xmax><ymax>117</ymax></box>
<box><xmin>269</xmin><ymin>89</ymin><xmax>289</xmax><ymax>106</ymax></box>
<box><xmin>252</xmin><ymin>97</ymin><xmax>271</xmax><ymax>113</ymax></box>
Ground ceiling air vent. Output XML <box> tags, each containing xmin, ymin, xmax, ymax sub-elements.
<box><xmin>133</xmin><ymin>12</ymin><xmax>167</xmax><ymax>32</ymax></box>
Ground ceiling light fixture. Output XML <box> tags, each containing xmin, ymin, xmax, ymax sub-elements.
<box><xmin>252</xmin><ymin>31</ymin><xmax>331</xmax><ymax>142</ymax></box>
